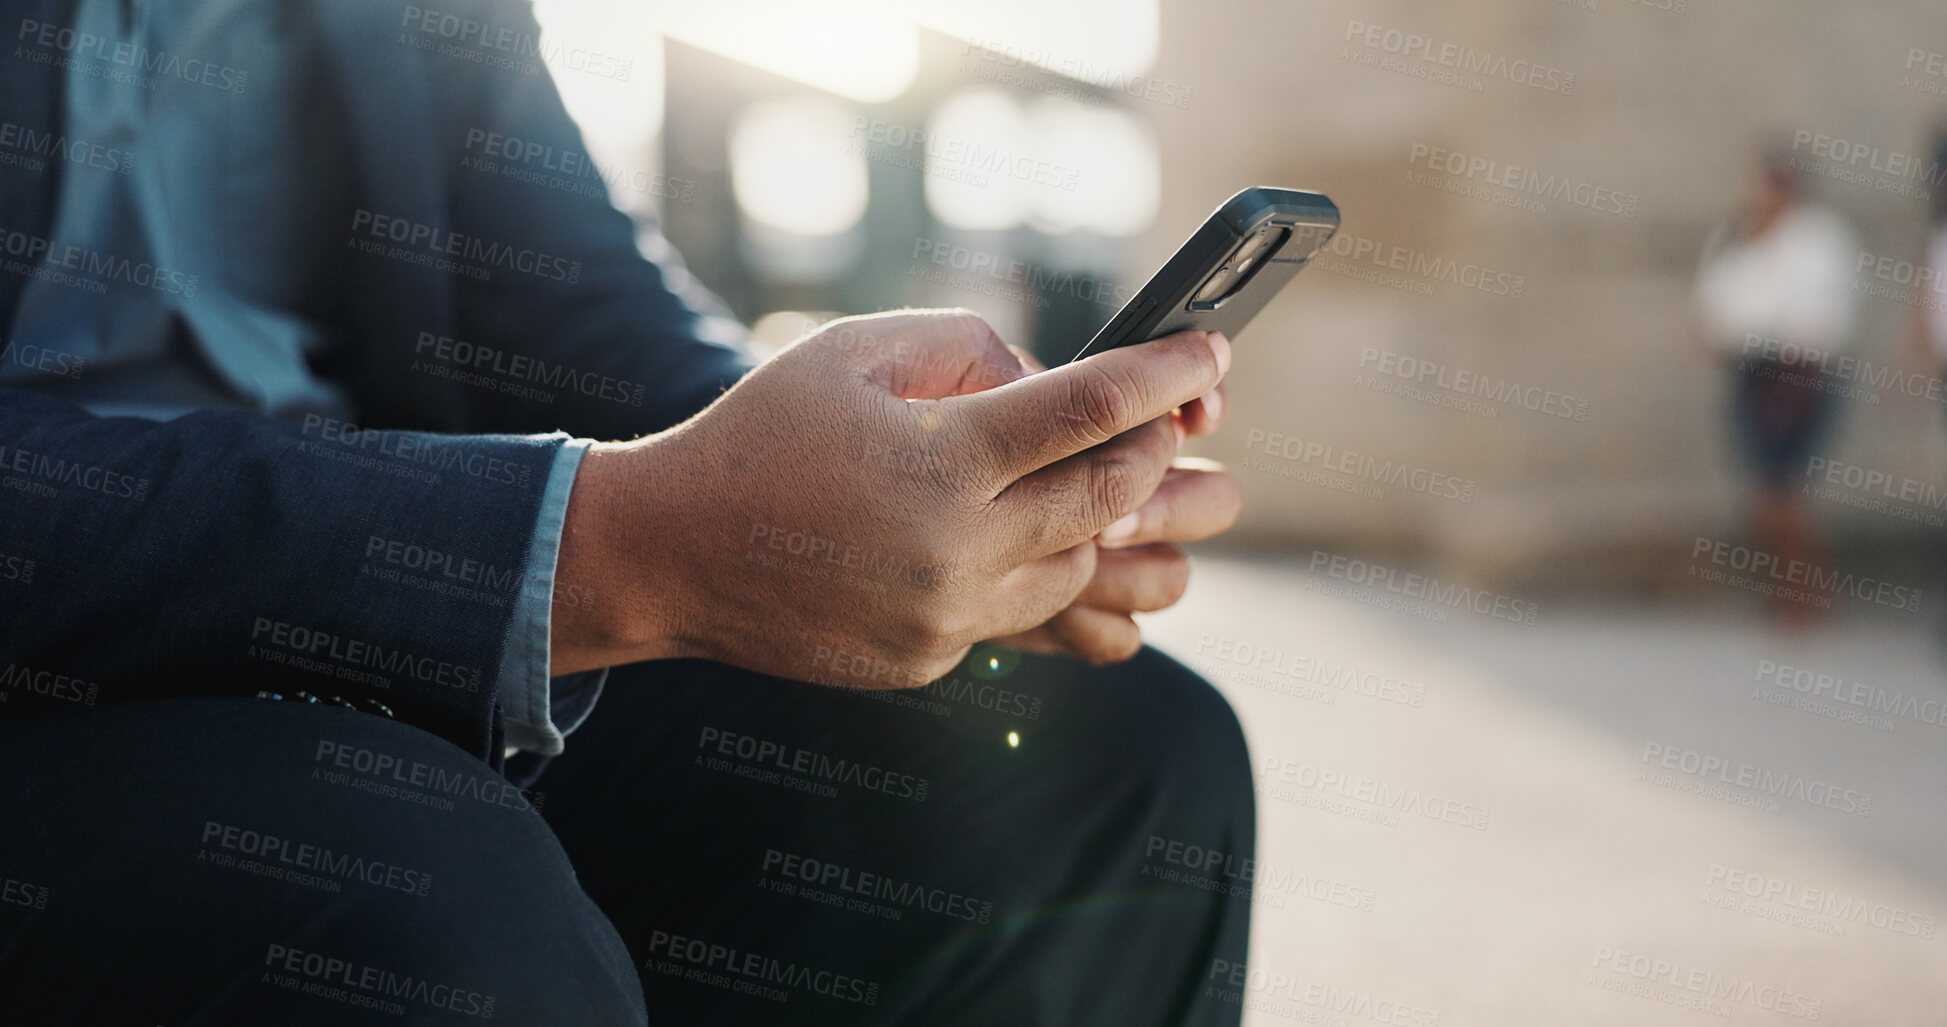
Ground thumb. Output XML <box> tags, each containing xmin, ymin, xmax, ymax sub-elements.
<box><xmin>845</xmin><ymin>309</ymin><xmax>1033</xmax><ymax>399</ymax></box>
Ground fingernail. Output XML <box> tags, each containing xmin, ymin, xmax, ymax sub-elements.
<box><xmin>1203</xmin><ymin>388</ymin><xmax>1223</xmax><ymax>423</ymax></box>
<box><xmin>1100</xmin><ymin>513</ymin><xmax>1140</xmax><ymax>545</ymax></box>
<box><xmin>1208</xmin><ymin>332</ymin><xmax>1231</xmax><ymax>376</ymax></box>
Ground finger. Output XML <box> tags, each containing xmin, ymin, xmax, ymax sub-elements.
<box><xmin>1097</xmin><ymin>459</ymin><xmax>1241</xmax><ymax>549</ymax></box>
<box><xmin>992</xmin><ymin>414</ymin><xmax>1180</xmax><ymax>560</ymax></box>
<box><xmin>822</xmin><ymin>309</ymin><xmax>1031</xmax><ymax>399</ymax></box>
<box><xmin>1045</xmin><ymin>605</ymin><xmax>1143</xmax><ymax>664</ymax></box>
<box><xmin>1073</xmin><ymin>544</ymin><xmax>1191</xmax><ymax>613</ymax></box>
<box><xmin>1006</xmin><ymin>343</ymin><xmax>1048</xmax><ymax>374</ymax></box>
<box><xmin>989</xmin><ymin>540</ymin><xmax>1098</xmax><ymax>638</ymax></box>
<box><xmin>955</xmin><ymin>329</ymin><xmax>1229</xmax><ymax>480</ymax></box>
<box><xmin>984</xmin><ymin>624</ymin><xmax>1069</xmax><ymax>657</ymax></box>
<box><xmin>1177</xmin><ymin>383</ymin><xmax>1227</xmax><ymax>438</ymax></box>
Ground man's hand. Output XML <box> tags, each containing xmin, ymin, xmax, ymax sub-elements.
<box><xmin>990</xmin><ymin>453</ymin><xmax>1239</xmax><ymax>663</ymax></box>
<box><xmin>988</xmin><ymin>345</ymin><xmax>1239</xmax><ymax>664</ymax></box>
<box><xmin>550</xmin><ymin>309</ymin><xmax>1230</xmax><ymax>687</ymax></box>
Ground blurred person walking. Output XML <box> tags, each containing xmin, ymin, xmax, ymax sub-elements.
<box><xmin>1693</xmin><ymin>148</ymin><xmax>1861</xmax><ymax>627</ymax></box>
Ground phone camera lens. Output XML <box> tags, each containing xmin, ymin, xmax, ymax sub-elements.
<box><xmin>1193</xmin><ymin>269</ymin><xmax>1234</xmax><ymax>304</ymax></box>
<box><xmin>1232</xmin><ymin>226</ymin><xmax>1284</xmax><ymax>268</ymax></box>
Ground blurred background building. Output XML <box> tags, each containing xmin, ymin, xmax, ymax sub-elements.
<box><xmin>530</xmin><ymin>0</ymin><xmax>1947</xmax><ymax>599</ymax></box>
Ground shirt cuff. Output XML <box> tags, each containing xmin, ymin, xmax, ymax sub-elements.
<box><xmin>497</xmin><ymin>437</ymin><xmax>598</xmax><ymax>756</ymax></box>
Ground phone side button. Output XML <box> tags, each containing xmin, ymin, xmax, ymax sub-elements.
<box><xmin>1106</xmin><ymin>297</ymin><xmax>1156</xmax><ymax>346</ymax></box>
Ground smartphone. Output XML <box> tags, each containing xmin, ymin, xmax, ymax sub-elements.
<box><xmin>1068</xmin><ymin>187</ymin><xmax>1339</xmax><ymax>362</ymax></box>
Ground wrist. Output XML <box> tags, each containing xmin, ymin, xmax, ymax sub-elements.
<box><xmin>550</xmin><ymin>436</ymin><xmax>701</xmax><ymax>675</ymax></box>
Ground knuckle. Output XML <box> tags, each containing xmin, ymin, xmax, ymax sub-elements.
<box><xmin>935</xmin><ymin>309</ymin><xmax>996</xmax><ymax>355</ymax></box>
<box><xmin>1088</xmin><ymin>452</ymin><xmax>1143</xmax><ymax>525</ymax></box>
<box><xmin>908</xmin><ymin>600</ymin><xmax>974</xmax><ymax>653</ymax></box>
<box><xmin>1066</xmin><ymin>368</ymin><xmax>1140</xmax><ymax>447</ymax></box>
<box><xmin>941</xmin><ymin>308</ymin><xmax>990</xmax><ymax>334</ymax></box>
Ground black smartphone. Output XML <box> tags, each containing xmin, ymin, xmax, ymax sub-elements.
<box><xmin>1068</xmin><ymin>187</ymin><xmax>1339</xmax><ymax>362</ymax></box>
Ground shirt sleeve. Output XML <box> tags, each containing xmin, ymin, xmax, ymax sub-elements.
<box><xmin>495</xmin><ymin>437</ymin><xmax>611</xmax><ymax>756</ymax></box>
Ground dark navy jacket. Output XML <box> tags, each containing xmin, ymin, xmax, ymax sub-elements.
<box><xmin>0</xmin><ymin>0</ymin><xmax>754</xmax><ymax>763</ymax></box>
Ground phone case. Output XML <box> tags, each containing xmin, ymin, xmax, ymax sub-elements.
<box><xmin>1070</xmin><ymin>187</ymin><xmax>1339</xmax><ymax>361</ymax></box>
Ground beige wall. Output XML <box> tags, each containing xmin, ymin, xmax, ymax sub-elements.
<box><xmin>1146</xmin><ymin>0</ymin><xmax>1947</xmax><ymax>587</ymax></box>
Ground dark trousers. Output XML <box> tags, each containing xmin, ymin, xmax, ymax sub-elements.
<box><xmin>0</xmin><ymin>646</ymin><xmax>1254</xmax><ymax>1025</ymax></box>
